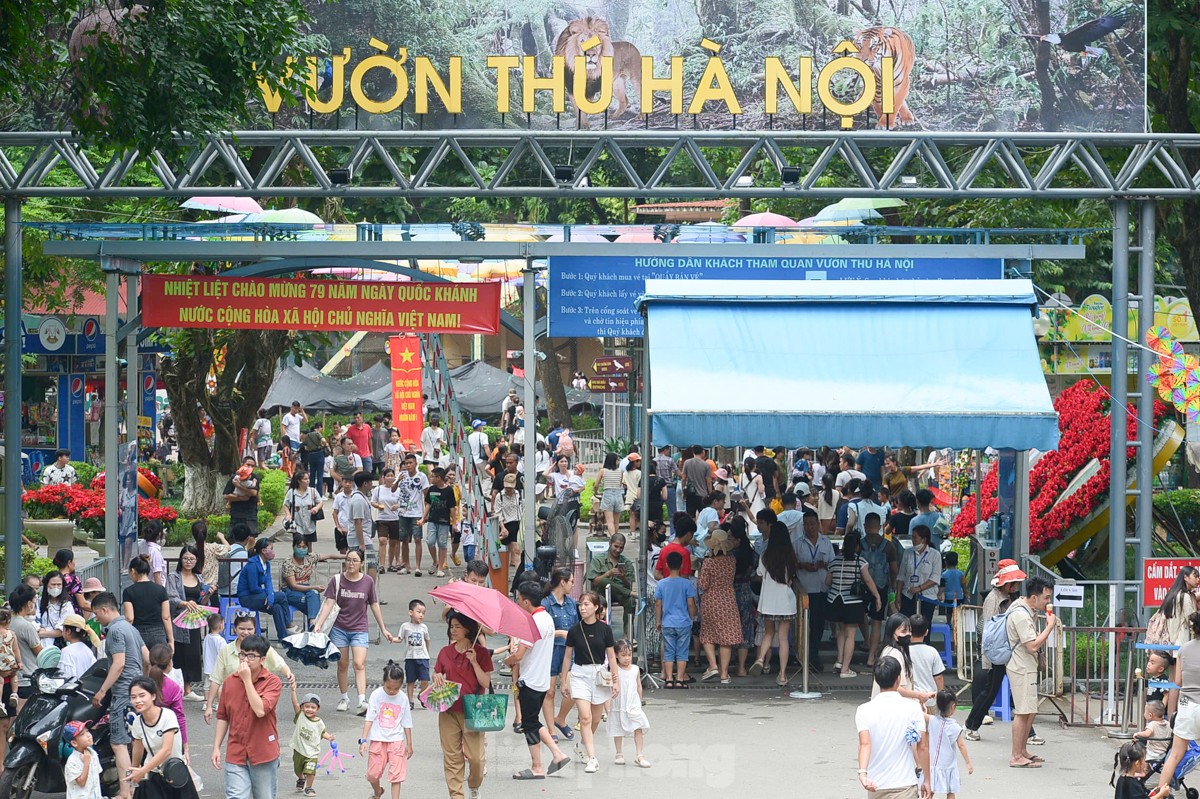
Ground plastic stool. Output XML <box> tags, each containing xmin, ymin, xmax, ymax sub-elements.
<box><xmin>990</xmin><ymin>675</ymin><xmax>1013</xmax><ymax>722</ymax></box>
<box><xmin>930</xmin><ymin>622</ymin><xmax>954</xmax><ymax>669</ymax></box>
<box><xmin>219</xmin><ymin>596</ymin><xmax>260</xmax><ymax>642</ymax></box>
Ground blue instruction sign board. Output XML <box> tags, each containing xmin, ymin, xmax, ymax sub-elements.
<box><xmin>548</xmin><ymin>255</ymin><xmax>1005</xmax><ymax>338</ymax></box>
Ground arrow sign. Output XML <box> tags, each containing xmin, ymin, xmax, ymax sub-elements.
<box><xmin>591</xmin><ymin>356</ymin><xmax>632</xmax><ymax>375</ymax></box>
<box><xmin>587</xmin><ymin>376</ymin><xmax>628</xmax><ymax>393</ymax></box>
<box><xmin>1051</xmin><ymin>584</ymin><xmax>1085</xmax><ymax>609</ymax></box>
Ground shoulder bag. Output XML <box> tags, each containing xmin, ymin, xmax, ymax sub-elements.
<box><xmin>582</xmin><ymin>624</ymin><xmax>614</xmax><ymax>688</ymax></box>
<box><xmin>310</xmin><ymin>487</ymin><xmax>325</xmax><ymax>521</ymax></box>
<box><xmin>138</xmin><ymin>715</ymin><xmax>191</xmax><ymax>789</ymax></box>
<box><xmin>462</xmin><ymin>658</ymin><xmax>509</xmax><ymax>733</ymax></box>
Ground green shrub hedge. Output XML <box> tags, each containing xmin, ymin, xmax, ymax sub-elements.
<box><xmin>168</xmin><ymin>509</ymin><xmax>275</xmax><ymax>546</ymax></box>
<box><xmin>1155</xmin><ymin>490</ymin><xmax>1200</xmax><ymax>535</ymax></box>
<box><xmin>70</xmin><ymin>461</ymin><xmax>99</xmax><ymax>488</ymax></box>
<box><xmin>259</xmin><ymin>470</ymin><xmax>287</xmax><ymax>515</ymax></box>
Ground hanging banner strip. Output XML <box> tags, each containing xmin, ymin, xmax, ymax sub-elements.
<box><xmin>142</xmin><ymin>275</ymin><xmax>500</xmax><ymax>334</ymax></box>
<box><xmin>389</xmin><ymin>336</ymin><xmax>424</xmax><ymax>451</ymax></box>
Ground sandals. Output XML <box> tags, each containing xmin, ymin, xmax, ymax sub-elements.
<box><xmin>634</xmin><ymin>755</ymin><xmax>652</xmax><ymax>768</ymax></box>
<box><xmin>554</xmin><ymin>722</ymin><xmax>574</xmax><ymax>740</ymax></box>
<box><xmin>512</xmin><ymin>769</ymin><xmax>546</xmax><ymax>780</ymax></box>
<box><xmin>304</xmin><ymin>790</ymin><xmax>317</xmax><ymax>797</ymax></box>
<box><xmin>547</xmin><ymin>757</ymin><xmax>571</xmax><ymax>775</ymax></box>
<box><xmin>614</xmin><ymin>753</ymin><xmax>626</xmax><ymax>765</ymax></box>
<box><xmin>748</xmin><ymin>660</ymin><xmax>764</xmax><ymax>676</ymax></box>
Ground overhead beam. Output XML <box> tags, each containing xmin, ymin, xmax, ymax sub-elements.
<box><xmin>2</xmin><ymin>131</ymin><xmax>1200</xmax><ymax>199</ymax></box>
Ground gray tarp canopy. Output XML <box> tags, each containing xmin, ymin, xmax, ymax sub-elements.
<box><xmin>262</xmin><ymin>360</ymin><xmax>600</xmax><ymax>417</ymax></box>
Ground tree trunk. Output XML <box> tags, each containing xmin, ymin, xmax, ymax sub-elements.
<box><xmin>181</xmin><ymin>465</ymin><xmax>229</xmax><ymax>518</ymax></box>
<box><xmin>537</xmin><ymin>336</ymin><xmax>572</xmax><ymax>429</ymax></box>
<box><xmin>1032</xmin><ymin>0</ymin><xmax>1058</xmax><ymax>131</ymax></box>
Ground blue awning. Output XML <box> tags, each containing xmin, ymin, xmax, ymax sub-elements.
<box><xmin>638</xmin><ymin>279</ymin><xmax>1059</xmax><ymax>450</ymax></box>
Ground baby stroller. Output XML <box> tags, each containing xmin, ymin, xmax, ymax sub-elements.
<box><xmin>1145</xmin><ymin>741</ymin><xmax>1200</xmax><ymax>799</ymax></box>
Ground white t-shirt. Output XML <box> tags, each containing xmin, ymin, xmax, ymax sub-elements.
<box><xmin>60</xmin><ymin>641</ymin><xmax>97</xmax><ymax>681</ymax></box>
<box><xmin>854</xmin><ymin>691</ymin><xmax>927</xmax><ymax>791</ymax></box>
<box><xmin>251</xmin><ymin>418</ymin><xmax>272</xmax><ymax>446</ymax></box>
<box><xmin>395</xmin><ymin>471</ymin><xmax>430</xmax><ymax>518</ymax></box>
<box><xmin>65</xmin><ymin>746</ymin><xmax>102</xmax><ymax>799</ymax></box>
<box><xmin>399</xmin><ymin>621</ymin><xmax>430</xmax><ymax>661</ymax></box>
<box><xmin>281</xmin><ymin>411</ymin><xmax>304</xmax><ymax>442</ymax></box>
<box><xmin>365</xmin><ymin>687</ymin><xmax>413</xmax><ymax>743</ymax></box>
<box><xmin>910</xmin><ymin>643</ymin><xmax>946</xmax><ymax>707</ymax></box>
<box><xmin>203</xmin><ymin>632</ymin><xmax>224</xmax><ymax>676</ymax></box>
<box><xmin>467</xmin><ymin>430</ymin><xmax>490</xmax><ymax>464</ymax></box>
<box><xmin>332</xmin><ymin>491</ymin><xmax>353</xmax><ymax>530</ymax></box>
<box><xmin>835</xmin><ymin>468</ymin><xmax>866</xmax><ymax>489</ymax></box>
<box><xmin>132</xmin><ymin>708</ymin><xmax>183</xmax><ymax>771</ymax></box>
<box><xmin>371</xmin><ymin>484</ymin><xmax>401</xmax><ymax>522</ymax></box>
<box><xmin>521</xmin><ymin>609</ymin><xmax>557</xmax><ymax>692</ymax></box>
<box><xmin>42</xmin><ymin>463</ymin><xmax>77</xmax><ymax>485</ymax></box>
<box><xmin>348</xmin><ymin>491</ymin><xmax>375</xmax><ymax>549</ymax></box>
<box><xmin>420</xmin><ymin>426</ymin><xmax>446</xmax><ymax>462</ymax></box>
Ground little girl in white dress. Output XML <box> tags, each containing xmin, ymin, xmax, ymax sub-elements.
<box><xmin>606</xmin><ymin>640</ymin><xmax>651</xmax><ymax>768</ymax></box>
<box><xmin>931</xmin><ymin>690</ymin><xmax>974</xmax><ymax>798</ymax></box>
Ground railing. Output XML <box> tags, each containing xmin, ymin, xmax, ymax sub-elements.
<box><xmin>76</xmin><ymin>556</ymin><xmax>110</xmax><ymax>586</ymax></box>
<box><xmin>570</xmin><ymin>428</ymin><xmax>606</xmax><ymax>465</ymax></box>
<box><xmin>1057</xmin><ymin>625</ymin><xmax>1143</xmax><ymax>728</ymax></box>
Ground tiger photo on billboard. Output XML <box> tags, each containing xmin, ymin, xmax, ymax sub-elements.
<box><xmin>555</xmin><ymin>16</ymin><xmax>642</xmax><ymax>127</ymax></box>
<box><xmin>851</xmin><ymin>25</ymin><xmax>918</xmax><ymax>129</ymax></box>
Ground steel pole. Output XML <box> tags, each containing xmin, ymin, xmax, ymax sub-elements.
<box><xmin>126</xmin><ymin>272</ymin><xmax>139</xmax><ymax>472</ymax></box>
<box><xmin>1109</xmin><ymin>200</ymin><xmax>1130</xmax><ymax>583</ymax></box>
<box><xmin>4</xmin><ymin>199</ymin><xmax>23</xmax><ymax>592</ymax></box>
<box><xmin>520</xmin><ymin>259</ymin><xmax>537</xmax><ymax>569</ymax></box>
<box><xmin>103</xmin><ymin>264</ymin><xmax>121</xmax><ymax>593</ymax></box>
<box><xmin>1137</xmin><ymin>201</ymin><xmax>1157</xmax><ymax>577</ymax></box>
<box><xmin>637</xmin><ymin>308</ymin><xmax>653</xmax><ymax>680</ymax></box>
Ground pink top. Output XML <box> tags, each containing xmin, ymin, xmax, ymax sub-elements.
<box><xmin>158</xmin><ymin>675</ymin><xmax>188</xmax><ymax>744</ymax></box>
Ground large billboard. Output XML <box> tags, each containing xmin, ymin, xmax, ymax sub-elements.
<box><xmin>242</xmin><ymin>0</ymin><xmax>1145</xmax><ymax>132</ymax></box>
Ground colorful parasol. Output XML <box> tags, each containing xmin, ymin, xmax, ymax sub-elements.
<box><xmin>172</xmin><ymin>605</ymin><xmax>219</xmax><ymax>630</ymax></box>
<box><xmin>1187</xmin><ymin>395</ymin><xmax>1200</xmax><ymax>422</ymax></box>
<box><xmin>1147</xmin><ymin>361</ymin><xmax>1176</xmax><ymax>389</ymax></box>
<box><xmin>1147</xmin><ymin>325</ymin><xmax>1174</xmax><ymax>353</ymax></box>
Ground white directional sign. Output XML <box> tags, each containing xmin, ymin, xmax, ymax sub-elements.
<box><xmin>1052</xmin><ymin>584</ymin><xmax>1085</xmax><ymax>609</ymax></box>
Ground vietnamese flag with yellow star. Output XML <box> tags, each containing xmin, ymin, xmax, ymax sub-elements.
<box><xmin>390</xmin><ymin>336</ymin><xmax>424</xmax><ymax>450</ymax></box>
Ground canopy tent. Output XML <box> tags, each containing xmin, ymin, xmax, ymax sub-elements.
<box><xmin>638</xmin><ymin>279</ymin><xmax>1059</xmax><ymax>451</ymax></box>
<box><xmin>263</xmin><ymin>359</ymin><xmax>601</xmax><ymax>417</ymax></box>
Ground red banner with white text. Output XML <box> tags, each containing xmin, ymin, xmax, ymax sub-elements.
<box><xmin>390</xmin><ymin>336</ymin><xmax>424</xmax><ymax>451</ymax></box>
<box><xmin>142</xmin><ymin>275</ymin><xmax>500</xmax><ymax>334</ymax></box>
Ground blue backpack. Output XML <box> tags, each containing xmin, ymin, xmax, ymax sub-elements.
<box><xmin>981</xmin><ymin>604</ymin><xmax>1031</xmax><ymax>665</ymax></box>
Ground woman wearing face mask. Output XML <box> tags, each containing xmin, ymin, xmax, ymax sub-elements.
<box><xmin>38</xmin><ymin>571</ymin><xmax>72</xmax><ymax>649</ymax></box>
<box><xmin>282</xmin><ymin>532</ymin><xmax>346</xmax><ymax>632</ymax></box>
<box><xmin>236</xmin><ymin>537</ymin><xmax>292</xmax><ymax>643</ymax></box>
<box><xmin>871</xmin><ymin>612</ymin><xmax>937</xmax><ymax>703</ymax></box>
<box><xmin>896</xmin><ymin>525</ymin><xmax>942</xmax><ymax>619</ymax></box>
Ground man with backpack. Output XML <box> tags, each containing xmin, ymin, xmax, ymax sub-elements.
<box><xmin>1003</xmin><ymin>576</ymin><xmax>1057</xmax><ymax>767</ymax></box>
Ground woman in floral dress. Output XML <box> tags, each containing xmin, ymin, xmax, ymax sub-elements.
<box><xmin>697</xmin><ymin>530</ymin><xmax>743</xmax><ymax>683</ymax></box>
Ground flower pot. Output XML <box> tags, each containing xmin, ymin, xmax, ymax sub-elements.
<box><xmin>24</xmin><ymin>518</ymin><xmax>78</xmax><ymax>552</ymax></box>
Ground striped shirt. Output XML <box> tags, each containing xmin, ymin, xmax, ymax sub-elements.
<box><xmin>827</xmin><ymin>555</ymin><xmax>867</xmax><ymax>603</ymax></box>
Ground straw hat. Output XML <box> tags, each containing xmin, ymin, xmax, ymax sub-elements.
<box><xmin>706</xmin><ymin>530</ymin><xmax>736</xmax><ymax>556</ymax></box>
<box><xmin>991</xmin><ymin>559</ymin><xmax>1027</xmax><ymax>587</ymax></box>
<box><xmin>62</xmin><ymin>613</ymin><xmax>101</xmax><ymax>648</ymax></box>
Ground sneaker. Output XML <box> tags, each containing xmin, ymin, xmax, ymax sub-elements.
<box><xmin>436</xmin><ymin>570</ymin><xmax>446</xmax><ymax>578</ymax></box>
<box><xmin>286</xmin><ymin>625</ymin><xmax>301</xmax><ymax>635</ymax></box>
<box><xmin>336</xmin><ymin>697</ymin><xmax>349</xmax><ymax>712</ymax></box>
<box><xmin>469</xmin><ymin>789</ymin><xmax>481</xmax><ymax>799</ymax></box>
<box><xmin>357</xmin><ymin>701</ymin><xmax>369</xmax><ymax>716</ymax></box>
<box><xmin>964</xmin><ymin>730</ymin><xmax>982</xmax><ymax>742</ymax></box>
<box><xmin>574</xmin><ymin>743</ymin><xmax>587</xmax><ymax>762</ymax></box>
<box><xmin>982</xmin><ymin>715</ymin><xmax>994</xmax><ymax>726</ymax></box>
<box><xmin>838</xmin><ymin>671</ymin><xmax>857</xmax><ymax>679</ymax></box>
<box><xmin>183</xmin><ymin>690</ymin><xmax>205</xmax><ymax>702</ymax></box>
<box><xmin>701</xmin><ymin>669</ymin><xmax>719</xmax><ymax>681</ymax></box>
<box><xmin>584</xmin><ymin>758</ymin><xmax>599</xmax><ymax>774</ymax></box>
<box><xmin>415</xmin><ymin>570</ymin><xmax>423</xmax><ymax>577</ymax></box>
<box><xmin>399</xmin><ymin>567</ymin><xmax>410</xmax><ymax>575</ymax></box>
<box><xmin>1027</xmin><ymin>734</ymin><xmax>1045</xmax><ymax>745</ymax></box>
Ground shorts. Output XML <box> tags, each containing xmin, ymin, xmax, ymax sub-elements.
<box><xmin>828</xmin><ymin>596</ymin><xmax>866</xmax><ymax>625</ymax></box>
<box><xmin>517</xmin><ymin>684</ymin><xmax>547</xmax><ymax>746</ymax></box>
<box><xmin>599</xmin><ymin>488</ymin><xmax>624</xmax><ymax>513</ymax></box>
<box><xmin>568</xmin><ymin>664</ymin><xmax>613</xmax><ymax>705</ymax></box>
<box><xmin>463</xmin><ymin>544</ymin><xmax>476</xmax><ymax>563</ymax></box>
<box><xmin>685</xmin><ymin>492</ymin><xmax>706</xmax><ymax>517</ymax></box>
<box><xmin>364</xmin><ymin>544</ymin><xmax>379</xmax><ymax>572</ymax></box>
<box><xmin>661</xmin><ymin>625</ymin><xmax>691</xmax><ymax>662</ymax></box>
<box><xmin>0</xmin><ymin>681</ymin><xmax>12</xmax><ymax>717</ymax></box>
<box><xmin>405</xmin><ymin>659</ymin><xmax>430</xmax><ymax>683</ymax></box>
<box><xmin>425</xmin><ymin>522</ymin><xmax>451</xmax><ymax>549</ymax></box>
<box><xmin>293</xmin><ymin>751</ymin><xmax>317</xmax><ymax>777</ymax></box>
<box><xmin>500</xmin><ymin>521</ymin><xmax>520</xmax><ymax>547</ymax></box>
<box><xmin>866</xmin><ymin>595</ymin><xmax>888</xmax><ymax>621</ymax></box>
<box><xmin>109</xmin><ymin>693</ymin><xmax>133</xmax><ymax>744</ymax></box>
<box><xmin>398</xmin><ymin>517</ymin><xmax>422</xmax><ymax>542</ymax></box>
<box><xmin>256</xmin><ymin>445</ymin><xmax>271</xmax><ymax>462</ymax></box>
<box><xmin>1007</xmin><ymin>668</ymin><xmax>1039</xmax><ymax>715</ymax></box>
<box><xmin>376</xmin><ymin>519</ymin><xmax>400</xmax><ymax>541</ymax></box>
<box><xmin>550</xmin><ymin>645</ymin><xmax>566</xmax><ymax>677</ymax></box>
<box><xmin>867</xmin><ymin>787</ymin><xmax>919</xmax><ymax>799</ymax></box>
<box><xmin>1176</xmin><ymin>697</ymin><xmax>1200</xmax><ymax>739</ymax></box>
<box><xmin>330</xmin><ymin>626</ymin><xmax>371</xmax><ymax>650</ymax></box>
<box><xmin>367</xmin><ymin>740</ymin><xmax>409</xmax><ymax>784</ymax></box>
<box><xmin>334</xmin><ymin>529</ymin><xmax>348</xmax><ymax>552</ymax></box>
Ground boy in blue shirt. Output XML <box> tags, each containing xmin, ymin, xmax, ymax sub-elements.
<box><xmin>655</xmin><ymin>551</ymin><xmax>698</xmax><ymax>689</ymax></box>
<box><xmin>941</xmin><ymin>551</ymin><xmax>965</xmax><ymax>606</ymax></box>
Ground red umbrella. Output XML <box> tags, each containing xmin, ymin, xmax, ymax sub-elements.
<box><xmin>928</xmin><ymin>487</ymin><xmax>955</xmax><ymax>507</ymax></box>
<box><xmin>429</xmin><ymin>581</ymin><xmax>539</xmax><ymax>641</ymax></box>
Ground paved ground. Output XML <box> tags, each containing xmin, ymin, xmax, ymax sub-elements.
<box><xmin>43</xmin><ymin>517</ymin><xmax>1130</xmax><ymax>797</ymax></box>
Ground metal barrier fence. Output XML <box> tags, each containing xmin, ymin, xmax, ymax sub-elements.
<box><xmin>76</xmin><ymin>556</ymin><xmax>110</xmax><ymax>585</ymax></box>
<box><xmin>570</xmin><ymin>429</ymin><xmax>606</xmax><ymax>465</ymax></box>
<box><xmin>1056</xmin><ymin>625</ymin><xmax>1143</xmax><ymax>728</ymax></box>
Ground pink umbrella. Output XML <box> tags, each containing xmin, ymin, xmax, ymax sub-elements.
<box><xmin>734</xmin><ymin>211</ymin><xmax>797</xmax><ymax>227</ymax></box>
<box><xmin>429</xmin><ymin>581</ymin><xmax>539</xmax><ymax>641</ymax></box>
<box><xmin>613</xmin><ymin>227</ymin><xmax>657</xmax><ymax>243</ymax></box>
<box><xmin>544</xmin><ymin>233</ymin><xmax>609</xmax><ymax>242</ymax></box>
<box><xmin>181</xmin><ymin>197</ymin><xmax>264</xmax><ymax>215</ymax></box>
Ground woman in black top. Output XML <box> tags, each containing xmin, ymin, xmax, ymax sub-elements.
<box><xmin>645</xmin><ymin>461</ymin><xmax>668</xmax><ymax>527</ymax></box>
<box><xmin>123</xmin><ymin>556</ymin><xmax>173</xmax><ymax>649</ymax></box>
<box><xmin>887</xmin><ymin>489</ymin><xmax>917</xmax><ymax>540</ymax></box>
<box><xmin>726</xmin><ymin>517</ymin><xmax>759</xmax><ymax>677</ymax></box>
<box><xmin>561</xmin><ymin>592</ymin><xmax>618</xmax><ymax>775</ymax></box>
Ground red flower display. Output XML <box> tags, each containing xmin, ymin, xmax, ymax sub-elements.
<box><xmin>951</xmin><ymin>382</ymin><xmax>1169</xmax><ymax>552</ymax></box>
<box><xmin>24</xmin><ymin>476</ymin><xmax>176</xmax><ymax>537</ymax></box>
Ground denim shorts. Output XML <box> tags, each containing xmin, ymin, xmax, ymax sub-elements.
<box><xmin>599</xmin><ymin>488</ymin><xmax>624</xmax><ymax>513</ymax></box>
<box><xmin>398</xmin><ymin>516</ymin><xmax>422</xmax><ymax>542</ymax></box>
<box><xmin>426</xmin><ymin>521</ymin><xmax>451</xmax><ymax>549</ymax></box>
<box><xmin>550</xmin><ymin>645</ymin><xmax>565</xmax><ymax>677</ymax></box>
<box><xmin>661</xmin><ymin>625</ymin><xmax>691</xmax><ymax>662</ymax></box>
<box><xmin>405</xmin><ymin>658</ymin><xmax>431</xmax><ymax>683</ymax></box>
<box><xmin>330</xmin><ymin>626</ymin><xmax>370</xmax><ymax>650</ymax></box>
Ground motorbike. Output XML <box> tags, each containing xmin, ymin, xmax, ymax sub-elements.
<box><xmin>1</xmin><ymin>657</ymin><xmax>120</xmax><ymax>799</ymax></box>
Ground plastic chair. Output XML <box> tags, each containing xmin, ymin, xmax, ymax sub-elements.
<box><xmin>990</xmin><ymin>675</ymin><xmax>1013</xmax><ymax>722</ymax></box>
<box><xmin>929</xmin><ymin>622</ymin><xmax>954</xmax><ymax>669</ymax></box>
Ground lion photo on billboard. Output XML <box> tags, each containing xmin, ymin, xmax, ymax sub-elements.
<box><xmin>555</xmin><ymin>16</ymin><xmax>642</xmax><ymax>126</ymax></box>
<box><xmin>852</xmin><ymin>26</ymin><xmax>918</xmax><ymax>128</ymax></box>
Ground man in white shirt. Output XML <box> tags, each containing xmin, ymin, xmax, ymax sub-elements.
<box><xmin>835</xmin><ymin>452</ymin><xmax>866</xmax><ymax>490</ymax></box>
<box><xmin>395</xmin><ymin>454</ymin><xmax>430</xmax><ymax>575</ymax></box>
<box><xmin>349</xmin><ymin>472</ymin><xmax>379</xmax><ymax>582</ymax></box>
<box><xmin>467</xmin><ymin>420</ymin><xmax>490</xmax><ymax>466</ymax></box>
<box><xmin>855</xmin><ymin>658</ymin><xmax>930</xmax><ymax>799</ymax></box>
<box><xmin>41</xmin><ymin>449</ymin><xmax>77</xmax><ymax>485</ymax></box>
<box><xmin>507</xmin><ymin>581</ymin><xmax>570</xmax><ymax>778</ymax></box>
<box><xmin>281</xmin><ymin>401</ymin><xmax>307</xmax><ymax>451</ymax></box>
<box><xmin>331</xmin><ymin>476</ymin><xmax>355</xmax><ymax>553</ymax></box>
<box><xmin>420</xmin><ymin>416</ymin><xmax>446</xmax><ymax>466</ymax></box>
<box><xmin>794</xmin><ymin>509</ymin><xmax>835</xmax><ymax>672</ymax></box>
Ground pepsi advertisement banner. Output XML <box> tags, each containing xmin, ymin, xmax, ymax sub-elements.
<box><xmin>64</xmin><ymin>374</ymin><xmax>87</xmax><ymax>460</ymax></box>
<box><xmin>142</xmin><ymin>372</ymin><xmax>158</xmax><ymax>435</ymax></box>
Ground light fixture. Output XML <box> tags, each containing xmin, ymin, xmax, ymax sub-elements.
<box><xmin>554</xmin><ymin>165</ymin><xmax>574</xmax><ymax>184</ymax></box>
<box><xmin>734</xmin><ymin>175</ymin><xmax>754</xmax><ymax>188</ymax></box>
<box><xmin>899</xmin><ymin>175</ymin><xmax>918</xmax><ymax>186</ymax></box>
<box><xmin>330</xmin><ymin>167</ymin><xmax>352</xmax><ymax>185</ymax></box>
<box><xmin>781</xmin><ymin>167</ymin><xmax>802</xmax><ymax>185</ymax></box>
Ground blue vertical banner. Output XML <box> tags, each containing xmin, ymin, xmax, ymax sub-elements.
<box><xmin>141</xmin><ymin>371</ymin><xmax>157</xmax><ymax>441</ymax></box>
<box><xmin>64</xmin><ymin>373</ymin><xmax>87</xmax><ymax>460</ymax></box>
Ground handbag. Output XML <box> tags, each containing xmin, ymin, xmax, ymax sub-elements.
<box><xmin>310</xmin><ymin>488</ymin><xmax>325</xmax><ymax>521</ymax></box>
<box><xmin>139</xmin><ymin>716</ymin><xmax>192</xmax><ymax>789</ymax></box>
<box><xmin>463</xmin><ymin>689</ymin><xmax>509</xmax><ymax>732</ymax></box>
<box><xmin>581</xmin><ymin>625</ymin><xmax>614</xmax><ymax>688</ymax></box>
